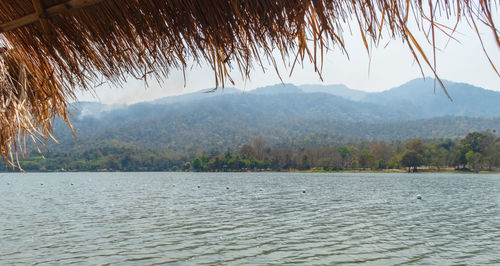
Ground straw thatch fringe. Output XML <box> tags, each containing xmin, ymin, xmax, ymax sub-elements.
<box><xmin>0</xmin><ymin>0</ymin><xmax>498</xmax><ymax>166</ymax></box>
<box><xmin>0</xmin><ymin>48</ymin><xmax>72</xmax><ymax>167</ymax></box>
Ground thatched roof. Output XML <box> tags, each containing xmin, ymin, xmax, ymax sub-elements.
<box><xmin>0</xmin><ymin>0</ymin><xmax>498</xmax><ymax>166</ymax></box>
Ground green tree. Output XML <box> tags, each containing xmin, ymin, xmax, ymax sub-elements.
<box><xmin>460</xmin><ymin>131</ymin><xmax>495</xmax><ymax>171</ymax></box>
<box><xmin>358</xmin><ymin>150</ymin><xmax>374</xmax><ymax>169</ymax></box>
<box><xmin>465</xmin><ymin>151</ymin><xmax>481</xmax><ymax>173</ymax></box>
<box><xmin>182</xmin><ymin>161</ymin><xmax>191</xmax><ymax>171</ymax></box>
<box><xmin>192</xmin><ymin>158</ymin><xmax>203</xmax><ymax>171</ymax></box>
<box><xmin>428</xmin><ymin>143</ymin><xmax>446</xmax><ymax>170</ymax></box>
<box><xmin>401</xmin><ymin>150</ymin><xmax>424</xmax><ymax>172</ymax></box>
<box><xmin>336</xmin><ymin>145</ymin><xmax>352</xmax><ymax>168</ymax></box>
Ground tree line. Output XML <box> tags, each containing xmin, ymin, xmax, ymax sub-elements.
<box><xmin>186</xmin><ymin>131</ymin><xmax>500</xmax><ymax>173</ymax></box>
<box><xmin>1</xmin><ymin>131</ymin><xmax>499</xmax><ymax>172</ymax></box>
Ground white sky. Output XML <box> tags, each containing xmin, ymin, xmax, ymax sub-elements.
<box><xmin>77</xmin><ymin>12</ymin><xmax>500</xmax><ymax>105</ymax></box>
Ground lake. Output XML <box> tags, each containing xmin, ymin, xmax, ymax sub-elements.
<box><xmin>0</xmin><ymin>172</ymin><xmax>499</xmax><ymax>265</ymax></box>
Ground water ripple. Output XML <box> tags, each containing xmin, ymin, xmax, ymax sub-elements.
<box><xmin>0</xmin><ymin>172</ymin><xmax>499</xmax><ymax>265</ymax></box>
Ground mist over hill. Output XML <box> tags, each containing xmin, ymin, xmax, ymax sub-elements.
<box><xmin>361</xmin><ymin>78</ymin><xmax>500</xmax><ymax>117</ymax></box>
<box><xmin>150</xmin><ymin>77</ymin><xmax>500</xmax><ymax>118</ymax></box>
<box><xmin>45</xmin><ymin>78</ymin><xmax>499</xmax><ymax>154</ymax></box>
<box><xmin>296</xmin><ymin>78</ymin><xmax>500</xmax><ymax>118</ymax></box>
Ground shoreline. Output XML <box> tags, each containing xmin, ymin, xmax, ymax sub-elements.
<box><xmin>2</xmin><ymin>169</ymin><xmax>500</xmax><ymax>174</ymax></box>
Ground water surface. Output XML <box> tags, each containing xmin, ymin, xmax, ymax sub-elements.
<box><xmin>1</xmin><ymin>172</ymin><xmax>499</xmax><ymax>265</ymax></box>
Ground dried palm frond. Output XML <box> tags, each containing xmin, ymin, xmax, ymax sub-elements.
<box><xmin>0</xmin><ymin>0</ymin><xmax>498</xmax><ymax>166</ymax></box>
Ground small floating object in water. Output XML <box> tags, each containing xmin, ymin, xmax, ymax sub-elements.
<box><xmin>197</xmin><ymin>185</ymin><xmax>200</xmax><ymax>188</ymax></box>
<box><xmin>302</xmin><ymin>190</ymin><xmax>306</xmax><ymax>194</ymax></box>
<box><xmin>226</xmin><ymin>187</ymin><xmax>229</xmax><ymax>190</ymax></box>
<box><xmin>417</xmin><ymin>194</ymin><xmax>422</xmax><ymax>200</ymax></box>
<box><xmin>40</xmin><ymin>183</ymin><xmax>43</xmax><ymax>186</ymax></box>
<box><xmin>71</xmin><ymin>183</ymin><xmax>74</xmax><ymax>186</ymax></box>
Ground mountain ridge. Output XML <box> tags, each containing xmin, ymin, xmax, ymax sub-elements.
<box><xmin>47</xmin><ymin>78</ymin><xmax>500</xmax><ymax>155</ymax></box>
<box><xmin>75</xmin><ymin>78</ymin><xmax>500</xmax><ymax>123</ymax></box>
<box><xmin>117</xmin><ymin>77</ymin><xmax>500</xmax><ymax>118</ymax></box>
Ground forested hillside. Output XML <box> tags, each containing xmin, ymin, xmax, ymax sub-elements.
<box><xmin>2</xmin><ymin>78</ymin><xmax>499</xmax><ymax>172</ymax></box>
<box><xmin>47</xmin><ymin>78</ymin><xmax>499</xmax><ymax>152</ymax></box>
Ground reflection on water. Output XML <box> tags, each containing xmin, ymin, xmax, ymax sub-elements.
<box><xmin>0</xmin><ymin>172</ymin><xmax>499</xmax><ymax>265</ymax></box>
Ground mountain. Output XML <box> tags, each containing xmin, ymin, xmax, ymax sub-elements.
<box><xmin>299</xmin><ymin>84</ymin><xmax>367</xmax><ymax>101</ymax></box>
<box><xmin>297</xmin><ymin>78</ymin><xmax>500</xmax><ymax>118</ymax></box>
<box><xmin>42</xmin><ymin>79</ymin><xmax>499</xmax><ymax>155</ymax></box>
<box><xmin>250</xmin><ymin>83</ymin><xmax>303</xmax><ymax>95</ymax></box>
<box><xmin>61</xmin><ymin>92</ymin><xmax>412</xmax><ymax>147</ymax></box>
<box><xmin>359</xmin><ymin>78</ymin><xmax>500</xmax><ymax>117</ymax></box>
<box><xmin>152</xmin><ymin>87</ymin><xmax>241</xmax><ymax>104</ymax></box>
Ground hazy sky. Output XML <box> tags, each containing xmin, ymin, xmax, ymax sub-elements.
<box><xmin>77</xmin><ymin>13</ymin><xmax>500</xmax><ymax>105</ymax></box>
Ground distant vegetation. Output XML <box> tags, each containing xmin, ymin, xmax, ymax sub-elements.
<box><xmin>2</xmin><ymin>131</ymin><xmax>499</xmax><ymax>173</ymax></box>
<box><xmin>2</xmin><ymin>79</ymin><xmax>499</xmax><ymax>173</ymax></box>
<box><xmin>38</xmin><ymin>78</ymin><xmax>500</xmax><ymax>155</ymax></box>
<box><xmin>150</xmin><ymin>131</ymin><xmax>500</xmax><ymax>173</ymax></box>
